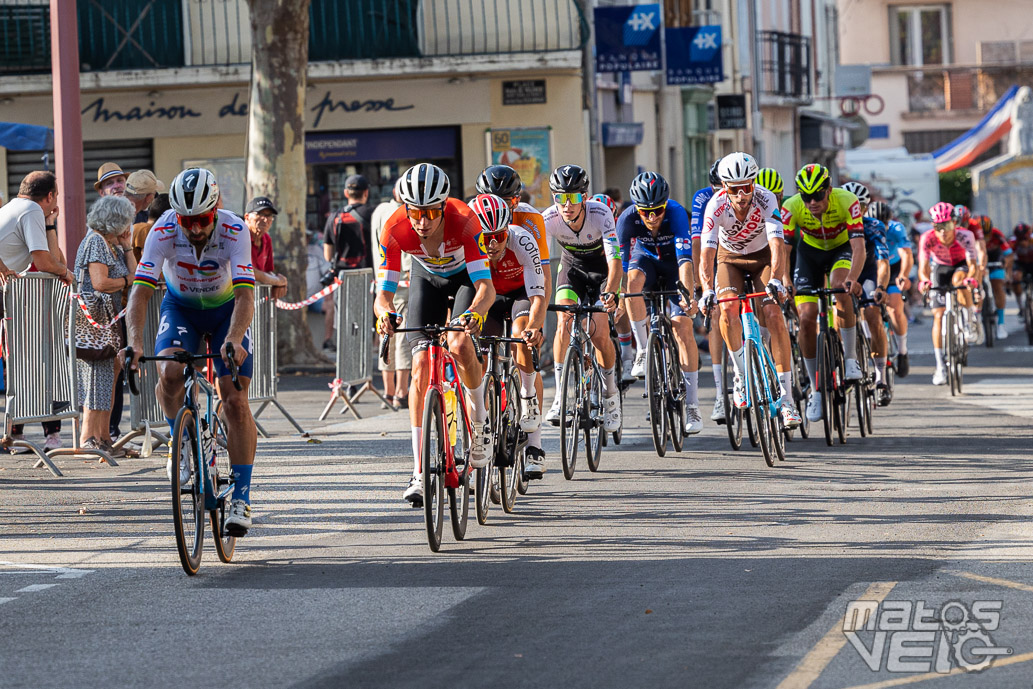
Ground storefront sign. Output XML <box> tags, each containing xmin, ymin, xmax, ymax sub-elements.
<box><xmin>502</xmin><ymin>80</ymin><xmax>547</xmax><ymax>106</ymax></box>
<box><xmin>601</xmin><ymin>122</ymin><xmax>644</xmax><ymax>147</ymax></box>
<box><xmin>665</xmin><ymin>25</ymin><xmax>724</xmax><ymax>86</ymax></box>
<box><xmin>716</xmin><ymin>95</ymin><xmax>747</xmax><ymax>130</ymax></box>
<box><xmin>595</xmin><ymin>4</ymin><xmax>662</xmax><ymax>73</ymax></box>
<box><xmin>487</xmin><ymin>127</ymin><xmax>551</xmax><ymax>209</ymax></box>
<box><xmin>305</xmin><ymin>127</ymin><xmax>457</xmax><ymax>165</ymax></box>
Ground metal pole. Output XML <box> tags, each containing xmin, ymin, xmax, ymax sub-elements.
<box><xmin>579</xmin><ymin>0</ymin><xmax>603</xmax><ymax>184</ymax></box>
<box><xmin>747</xmin><ymin>0</ymin><xmax>764</xmax><ymax>161</ymax></box>
<box><xmin>50</xmin><ymin>0</ymin><xmax>86</xmax><ymax>263</ymax></box>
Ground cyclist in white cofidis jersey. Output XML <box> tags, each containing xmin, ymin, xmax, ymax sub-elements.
<box><xmin>542</xmin><ymin>165</ymin><xmax>623</xmax><ymax>434</ymax></box>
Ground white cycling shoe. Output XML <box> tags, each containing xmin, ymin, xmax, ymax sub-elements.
<box><xmin>519</xmin><ymin>396</ymin><xmax>541</xmax><ymax>432</ymax></box>
<box><xmin>545</xmin><ymin>397</ymin><xmax>563</xmax><ymax>426</ymax></box>
<box><xmin>684</xmin><ymin>406</ymin><xmax>703</xmax><ymax>435</ymax></box>
<box><xmin>166</xmin><ymin>440</ymin><xmax>191</xmax><ymax>485</ymax></box>
<box><xmin>711</xmin><ymin>396</ymin><xmax>726</xmax><ymax>422</ymax></box>
<box><xmin>732</xmin><ymin>375</ymin><xmax>747</xmax><ymax>408</ymax></box>
<box><xmin>806</xmin><ymin>390</ymin><xmax>823</xmax><ymax>422</ymax></box>
<box><xmin>630</xmin><ymin>351</ymin><xmax>647</xmax><ymax>378</ymax></box>
<box><xmin>469</xmin><ymin>421</ymin><xmax>492</xmax><ymax>468</ymax></box>
<box><xmin>603</xmin><ymin>394</ymin><xmax>622</xmax><ymax>433</ymax></box>
<box><xmin>780</xmin><ymin>402</ymin><xmax>802</xmax><ymax>428</ymax></box>
<box><xmin>224</xmin><ymin>499</ymin><xmax>252</xmax><ymax>536</ymax></box>
<box><xmin>403</xmin><ymin>475</ymin><xmax>423</xmax><ymax>505</ymax></box>
<box><xmin>932</xmin><ymin>368</ymin><xmax>947</xmax><ymax>386</ymax></box>
<box><xmin>844</xmin><ymin>358</ymin><xmax>862</xmax><ymax>381</ymax></box>
<box><xmin>996</xmin><ymin>323</ymin><xmax>1009</xmax><ymax>340</ymax></box>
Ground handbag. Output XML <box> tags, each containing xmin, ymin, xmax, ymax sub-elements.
<box><xmin>74</xmin><ymin>268</ymin><xmax>123</xmax><ymax>362</ymax></box>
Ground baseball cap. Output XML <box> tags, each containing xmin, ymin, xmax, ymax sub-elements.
<box><xmin>344</xmin><ymin>174</ymin><xmax>369</xmax><ymax>191</ymax></box>
<box><xmin>245</xmin><ymin>196</ymin><xmax>279</xmax><ymax>215</ymax></box>
<box><xmin>125</xmin><ymin>169</ymin><xmax>166</xmax><ymax>196</ymax></box>
<box><xmin>93</xmin><ymin>162</ymin><xmax>126</xmax><ymax>190</ymax></box>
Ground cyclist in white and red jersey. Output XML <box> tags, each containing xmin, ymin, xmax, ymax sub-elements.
<box><xmin>918</xmin><ymin>202</ymin><xmax>978</xmax><ymax>385</ymax></box>
<box><xmin>375</xmin><ymin>164</ymin><xmax>496</xmax><ymax>505</ymax></box>
<box><xmin>470</xmin><ymin>193</ymin><xmax>550</xmax><ymax>478</ymax></box>
<box><xmin>125</xmin><ymin>167</ymin><xmax>258</xmax><ymax>535</ymax></box>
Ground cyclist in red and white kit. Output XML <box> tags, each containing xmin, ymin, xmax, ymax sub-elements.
<box><xmin>374</xmin><ymin>164</ymin><xmax>496</xmax><ymax>504</ymax></box>
<box><xmin>917</xmin><ymin>202</ymin><xmax>978</xmax><ymax>386</ymax></box>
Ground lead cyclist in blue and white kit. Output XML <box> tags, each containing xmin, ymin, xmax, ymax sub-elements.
<box><xmin>125</xmin><ymin>168</ymin><xmax>258</xmax><ymax>536</ymax></box>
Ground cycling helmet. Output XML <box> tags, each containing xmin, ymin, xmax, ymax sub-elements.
<box><xmin>169</xmin><ymin>167</ymin><xmax>219</xmax><ymax>216</ymax></box>
<box><xmin>866</xmin><ymin>201</ymin><xmax>892</xmax><ymax>225</ymax></box>
<box><xmin>709</xmin><ymin>158</ymin><xmax>723</xmax><ymax>186</ymax></box>
<box><xmin>755</xmin><ymin>168</ymin><xmax>784</xmax><ymax>194</ymax></box>
<box><xmin>976</xmin><ymin>214</ymin><xmax>993</xmax><ymax>233</ymax></box>
<box><xmin>1014</xmin><ymin>222</ymin><xmax>1031</xmax><ymax>239</ymax></box>
<box><xmin>717</xmin><ymin>152</ymin><xmax>759</xmax><ymax>184</ymax></box>
<box><xmin>468</xmin><ymin>193</ymin><xmax>512</xmax><ymax>235</ymax></box>
<box><xmin>841</xmin><ymin>181</ymin><xmax>871</xmax><ymax>205</ymax></box>
<box><xmin>590</xmin><ymin>193</ymin><xmax>619</xmax><ymax>217</ymax></box>
<box><xmin>795</xmin><ymin>164</ymin><xmax>831</xmax><ymax>195</ymax></box>
<box><xmin>929</xmin><ymin>202</ymin><xmax>955</xmax><ymax>224</ymax></box>
<box><xmin>475</xmin><ymin>165</ymin><xmax>522</xmax><ymax>198</ymax></box>
<box><xmin>399</xmin><ymin>163</ymin><xmax>450</xmax><ymax>207</ymax></box>
<box><xmin>549</xmin><ymin>164</ymin><xmax>590</xmax><ymax>194</ymax></box>
<box><xmin>629</xmin><ymin>171</ymin><xmax>670</xmax><ymax>208</ymax></box>
<box><xmin>952</xmin><ymin>204</ymin><xmax>971</xmax><ymax>225</ymax></box>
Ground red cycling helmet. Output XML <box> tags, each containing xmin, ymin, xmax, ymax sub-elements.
<box><xmin>1014</xmin><ymin>223</ymin><xmax>1031</xmax><ymax>240</ymax></box>
<box><xmin>468</xmin><ymin>193</ymin><xmax>512</xmax><ymax>236</ymax></box>
<box><xmin>590</xmin><ymin>193</ymin><xmax>619</xmax><ymax>218</ymax></box>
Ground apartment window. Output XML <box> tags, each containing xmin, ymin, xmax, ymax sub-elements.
<box><xmin>890</xmin><ymin>4</ymin><xmax>952</xmax><ymax>66</ymax></box>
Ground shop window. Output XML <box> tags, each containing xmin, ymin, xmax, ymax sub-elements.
<box><xmin>889</xmin><ymin>4</ymin><xmax>952</xmax><ymax>66</ymax></box>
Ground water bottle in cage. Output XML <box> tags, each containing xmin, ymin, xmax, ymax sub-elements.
<box><xmin>443</xmin><ymin>361</ymin><xmax>459</xmax><ymax>445</ymax></box>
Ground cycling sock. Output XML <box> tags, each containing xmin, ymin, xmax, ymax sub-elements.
<box><xmin>466</xmin><ymin>380</ymin><xmax>487</xmax><ymax>422</ymax></box>
<box><xmin>997</xmin><ymin>308</ymin><xmax>1005</xmax><ymax>325</ymax></box>
<box><xmin>528</xmin><ymin>426</ymin><xmax>542</xmax><ymax>450</ymax></box>
<box><xmin>518</xmin><ymin>370</ymin><xmax>536</xmax><ymax>397</ymax></box>
<box><xmin>230</xmin><ymin>464</ymin><xmax>253</xmax><ymax>504</ymax></box>
<box><xmin>618</xmin><ymin>332</ymin><xmax>634</xmax><ymax>358</ymax></box>
<box><xmin>411</xmin><ymin>427</ymin><xmax>422</xmax><ymax>475</ymax></box>
<box><xmin>712</xmin><ymin>363</ymin><xmax>723</xmax><ymax>390</ymax></box>
<box><xmin>875</xmin><ymin>358</ymin><xmax>886</xmax><ymax>384</ymax></box>
<box><xmin>553</xmin><ymin>364</ymin><xmax>563</xmax><ymax>395</ymax></box>
<box><xmin>165</xmin><ymin>416</ymin><xmax>175</xmax><ymax>431</ymax></box>
<box><xmin>601</xmin><ymin>366</ymin><xmax>618</xmax><ymax>396</ymax></box>
<box><xmin>934</xmin><ymin>347</ymin><xmax>944</xmax><ymax>370</ymax></box>
<box><xmin>682</xmin><ymin>370</ymin><xmax>698</xmax><ymax>407</ymax></box>
<box><xmin>632</xmin><ymin>319</ymin><xmax>649</xmax><ymax>351</ymax></box>
<box><xmin>778</xmin><ymin>371</ymin><xmax>793</xmax><ymax>405</ymax></box>
<box><xmin>804</xmin><ymin>357</ymin><xmax>817</xmax><ymax>388</ymax></box>
<box><xmin>730</xmin><ymin>346</ymin><xmax>745</xmax><ymax>376</ymax></box>
<box><xmin>895</xmin><ymin>333</ymin><xmax>908</xmax><ymax>355</ymax></box>
<box><xmin>841</xmin><ymin>326</ymin><xmax>857</xmax><ymax>360</ymax></box>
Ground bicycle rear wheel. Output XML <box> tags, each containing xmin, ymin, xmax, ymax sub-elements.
<box><xmin>611</xmin><ymin>335</ymin><xmax>624</xmax><ymax>445</ymax></box>
<box><xmin>951</xmin><ymin>319</ymin><xmax>964</xmax><ymax>396</ymax></box>
<box><xmin>765</xmin><ymin>358</ymin><xmax>786</xmax><ymax>463</ymax></box>
<box><xmin>817</xmin><ymin>331</ymin><xmax>834</xmax><ymax>447</ymax></box>
<box><xmin>832</xmin><ymin>338</ymin><xmax>847</xmax><ymax>445</ymax></box>
<box><xmin>586</xmin><ymin>356</ymin><xmax>603</xmax><ymax>472</ymax></box>
<box><xmin>421</xmin><ymin>389</ymin><xmax>445</xmax><ymax>552</ymax></box>
<box><xmin>171</xmin><ymin>407</ymin><xmax>204</xmax><ymax>576</ymax></box>
<box><xmin>448</xmin><ymin>405</ymin><xmax>471</xmax><ymax>541</ymax></box>
<box><xmin>559</xmin><ymin>346</ymin><xmax>581</xmax><ymax>480</ymax></box>
<box><xmin>665</xmin><ymin>331</ymin><xmax>685</xmax><ymax>453</ymax></box>
<box><xmin>475</xmin><ymin>375</ymin><xmax>498</xmax><ymax>525</ymax></box>
<box><xmin>645</xmin><ymin>333</ymin><xmax>668</xmax><ymax>457</ymax></box>
<box><xmin>982</xmin><ymin>290</ymin><xmax>995</xmax><ymax>348</ymax></box>
<box><xmin>209</xmin><ymin>419</ymin><xmax>236</xmax><ymax>563</ymax></box>
<box><xmin>499</xmin><ymin>368</ymin><xmax>520</xmax><ymax>512</ymax></box>
<box><xmin>854</xmin><ymin>334</ymin><xmax>870</xmax><ymax>438</ymax></box>
<box><xmin>746</xmin><ymin>343</ymin><xmax>775</xmax><ymax>467</ymax></box>
<box><xmin>722</xmin><ymin>348</ymin><xmax>743</xmax><ymax>450</ymax></box>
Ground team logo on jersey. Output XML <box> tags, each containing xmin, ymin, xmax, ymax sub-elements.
<box><xmin>378</xmin><ymin>242</ymin><xmax>389</xmax><ymax>266</ymax></box>
<box><xmin>177</xmin><ymin>259</ymin><xmax>221</xmax><ymax>277</ymax></box>
<box><xmin>422</xmin><ymin>255</ymin><xmax>454</xmax><ymax>266</ymax></box>
<box><xmin>476</xmin><ymin>233</ymin><xmax>488</xmax><ymax>257</ymax></box>
<box><xmin>155</xmin><ymin>222</ymin><xmax>177</xmax><ymax>234</ymax></box>
<box><xmin>222</xmin><ymin>222</ymin><xmax>243</xmax><ymax>235</ymax></box>
<box><xmin>236</xmin><ymin>263</ymin><xmax>255</xmax><ymax>274</ymax></box>
<box><xmin>139</xmin><ymin>261</ymin><xmax>156</xmax><ymax>270</ymax></box>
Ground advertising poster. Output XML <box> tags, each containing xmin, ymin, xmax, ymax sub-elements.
<box><xmin>488</xmin><ymin>127</ymin><xmax>551</xmax><ymax>209</ymax></box>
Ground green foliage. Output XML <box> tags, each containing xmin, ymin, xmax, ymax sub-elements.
<box><xmin>939</xmin><ymin>169</ymin><xmax>972</xmax><ymax>207</ymax></box>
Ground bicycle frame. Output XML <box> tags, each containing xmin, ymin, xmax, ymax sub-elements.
<box><xmin>718</xmin><ymin>294</ymin><xmax>779</xmax><ymax>417</ymax></box>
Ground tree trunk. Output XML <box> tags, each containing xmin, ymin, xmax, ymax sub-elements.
<box><xmin>245</xmin><ymin>0</ymin><xmax>320</xmax><ymax>365</ymax></box>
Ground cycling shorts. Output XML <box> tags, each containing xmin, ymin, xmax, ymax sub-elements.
<box><xmin>858</xmin><ymin>254</ymin><xmax>879</xmax><ymax>291</ymax></box>
<box><xmin>887</xmin><ymin>262</ymin><xmax>903</xmax><ymax>295</ymax></box>
<box><xmin>794</xmin><ymin>241</ymin><xmax>853</xmax><ymax>306</ymax></box>
<box><xmin>556</xmin><ymin>251</ymin><xmax>608</xmax><ymax>305</ymax></box>
<box><xmin>716</xmin><ymin>245</ymin><xmax>775</xmax><ymax>306</ymax></box>
<box><xmin>930</xmin><ymin>262</ymin><xmax>967</xmax><ymax>309</ymax></box>
<box><xmin>1017</xmin><ymin>261</ymin><xmax>1033</xmax><ymax>279</ymax></box>
<box><xmin>627</xmin><ymin>250</ymin><xmax>686</xmax><ymax>317</ymax></box>
<box><xmin>483</xmin><ymin>288</ymin><xmax>532</xmax><ymax>338</ymax></box>
<box><xmin>988</xmin><ymin>267</ymin><xmax>1007</xmax><ymax>281</ymax></box>
<box><xmin>406</xmin><ymin>261</ymin><xmax>476</xmax><ymax>350</ymax></box>
<box><xmin>155</xmin><ymin>297</ymin><xmax>254</xmax><ymax>379</ymax></box>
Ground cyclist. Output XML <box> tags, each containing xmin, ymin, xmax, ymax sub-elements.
<box><xmin>691</xmin><ymin>160</ymin><xmax>728</xmax><ymax>423</ymax></box>
<box><xmin>375</xmin><ymin>163</ymin><xmax>496</xmax><ymax>505</ymax></box>
<box><xmin>965</xmin><ymin>214</ymin><xmax>994</xmax><ymax>343</ymax></box>
<box><xmin>469</xmin><ymin>193</ymin><xmax>550</xmax><ymax>478</ymax></box>
<box><xmin>866</xmin><ymin>201</ymin><xmax>914</xmax><ymax>377</ymax></box>
<box><xmin>542</xmin><ymin>164</ymin><xmax>623</xmax><ymax>434</ymax></box>
<box><xmin>917</xmin><ymin>202</ymin><xmax>978</xmax><ymax>385</ymax></box>
<box><xmin>125</xmin><ymin>167</ymin><xmax>257</xmax><ymax>536</ymax></box>
<box><xmin>699</xmin><ymin>153</ymin><xmax>802</xmax><ymax>428</ymax></box>
<box><xmin>983</xmin><ymin>221</ymin><xmax>1014</xmax><ymax>340</ymax></box>
<box><xmin>842</xmin><ymin>182</ymin><xmax>891</xmax><ymax>403</ymax></box>
<box><xmin>782</xmin><ymin>164</ymin><xmax>866</xmax><ymax>422</ymax></box>
<box><xmin>617</xmin><ymin>171</ymin><xmax>703</xmax><ymax>433</ymax></box>
<box><xmin>593</xmin><ymin>192</ymin><xmax>636</xmax><ymax>373</ymax></box>
<box><xmin>1010</xmin><ymin>223</ymin><xmax>1033</xmax><ymax>305</ymax></box>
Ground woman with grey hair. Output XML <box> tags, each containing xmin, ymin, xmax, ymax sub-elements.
<box><xmin>74</xmin><ymin>195</ymin><xmax>138</xmax><ymax>455</ymax></box>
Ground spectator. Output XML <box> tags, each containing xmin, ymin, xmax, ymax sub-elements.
<box><xmin>322</xmin><ymin>174</ymin><xmax>374</xmax><ymax>352</ymax></box>
<box><xmin>244</xmin><ymin>196</ymin><xmax>288</xmax><ymax>299</ymax></box>
<box><xmin>94</xmin><ymin>162</ymin><xmax>127</xmax><ymax>197</ymax></box>
<box><xmin>124</xmin><ymin>170</ymin><xmax>166</xmax><ymax>223</ymax></box>
<box><xmin>132</xmin><ymin>193</ymin><xmax>171</xmax><ymax>262</ymax></box>
<box><xmin>370</xmin><ymin>180</ymin><xmax>410</xmax><ymax>409</ymax></box>
<box><xmin>74</xmin><ymin>196</ymin><xmax>137</xmax><ymax>457</ymax></box>
<box><xmin>0</xmin><ymin>171</ymin><xmax>75</xmax><ymax>452</ymax></box>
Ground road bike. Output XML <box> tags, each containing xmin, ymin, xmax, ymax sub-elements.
<box><xmin>782</xmin><ymin>300</ymin><xmax>810</xmax><ymax>440</ymax></box>
<box><xmin>600</xmin><ymin>319</ymin><xmax>629</xmax><ymax>447</ymax></box>
<box><xmin>381</xmin><ymin>324</ymin><xmax>474</xmax><ymax>552</ymax></box>
<box><xmin>797</xmin><ymin>287</ymin><xmax>848</xmax><ymax>446</ymax></box>
<box><xmin>850</xmin><ymin>295</ymin><xmax>877</xmax><ymax>438</ymax></box>
<box><xmin>126</xmin><ymin>345</ymin><xmax>240</xmax><ymax>576</ymax></box>
<box><xmin>866</xmin><ymin>298</ymin><xmax>897</xmax><ymax>408</ymax></box>
<box><xmin>928</xmin><ymin>285</ymin><xmax>966</xmax><ymax>396</ymax></box>
<box><xmin>979</xmin><ymin>263</ymin><xmax>1003</xmax><ymax>348</ymax></box>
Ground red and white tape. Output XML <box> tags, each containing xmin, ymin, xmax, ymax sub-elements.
<box><xmin>71</xmin><ymin>293</ymin><xmax>127</xmax><ymax>329</ymax></box>
<box><xmin>274</xmin><ymin>278</ymin><xmax>341</xmax><ymax>311</ymax></box>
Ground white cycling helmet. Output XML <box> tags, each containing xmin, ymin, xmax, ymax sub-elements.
<box><xmin>169</xmin><ymin>167</ymin><xmax>220</xmax><ymax>216</ymax></box>
<box><xmin>399</xmin><ymin>163</ymin><xmax>450</xmax><ymax>207</ymax></box>
<box><xmin>841</xmin><ymin>181</ymin><xmax>871</xmax><ymax>205</ymax></box>
<box><xmin>717</xmin><ymin>152</ymin><xmax>759</xmax><ymax>184</ymax></box>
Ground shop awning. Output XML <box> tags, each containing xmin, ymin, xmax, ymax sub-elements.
<box><xmin>0</xmin><ymin>122</ymin><xmax>53</xmax><ymax>151</ymax></box>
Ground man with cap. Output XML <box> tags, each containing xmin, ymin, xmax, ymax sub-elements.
<box><xmin>125</xmin><ymin>170</ymin><xmax>166</xmax><ymax>223</ymax></box>
<box><xmin>321</xmin><ymin>173</ymin><xmax>375</xmax><ymax>351</ymax></box>
<box><xmin>245</xmin><ymin>196</ymin><xmax>288</xmax><ymax>299</ymax></box>
<box><xmin>94</xmin><ymin>162</ymin><xmax>127</xmax><ymax>197</ymax></box>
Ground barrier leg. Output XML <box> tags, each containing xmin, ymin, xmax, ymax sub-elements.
<box><xmin>270</xmin><ymin>400</ymin><xmax>309</xmax><ymax>436</ymax></box>
<box><xmin>6</xmin><ymin>439</ymin><xmax>63</xmax><ymax>477</ymax></box>
<box><xmin>348</xmin><ymin>378</ymin><xmax>392</xmax><ymax>408</ymax></box>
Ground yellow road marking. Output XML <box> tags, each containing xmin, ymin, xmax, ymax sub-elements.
<box><xmin>835</xmin><ymin>651</ymin><xmax>1033</xmax><ymax>689</ymax></box>
<box><xmin>776</xmin><ymin>581</ymin><xmax>897</xmax><ymax>689</ymax></box>
<box><xmin>946</xmin><ymin>570</ymin><xmax>1033</xmax><ymax>593</ymax></box>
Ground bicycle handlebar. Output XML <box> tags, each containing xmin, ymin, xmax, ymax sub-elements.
<box><xmin>380</xmin><ymin>323</ymin><xmax>481</xmax><ymax>365</ymax></box>
<box><xmin>701</xmin><ymin>291</ymin><xmax>772</xmax><ymax>332</ymax></box>
<box><xmin>479</xmin><ymin>335</ymin><xmax>541</xmax><ymax>372</ymax></box>
<box><xmin>125</xmin><ymin>343</ymin><xmax>241</xmax><ymax>396</ymax></box>
<box><xmin>547</xmin><ymin>303</ymin><xmax>610</xmax><ymax>314</ymax></box>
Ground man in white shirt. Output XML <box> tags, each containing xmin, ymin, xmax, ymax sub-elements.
<box><xmin>0</xmin><ymin>171</ymin><xmax>72</xmax><ymax>284</ymax></box>
<box><xmin>370</xmin><ymin>180</ymin><xmax>411</xmax><ymax>408</ymax></box>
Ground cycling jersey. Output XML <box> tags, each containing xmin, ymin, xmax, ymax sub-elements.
<box><xmin>862</xmin><ymin>217</ymin><xmax>890</xmax><ymax>262</ymax></box>
<box><xmin>376</xmin><ymin>198</ymin><xmax>490</xmax><ymax>293</ymax></box>
<box><xmin>985</xmin><ymin>228</ymin><xmax>1013</xmax><ymax>262</ymax></box>
<box><xmin>511</xmin><ymin>202</ymin><xmax>550</xmax><ymax>266</ymax></box>
<box><xmin>701</xmin><ymin>186</ymin><xmax>783</xmax><ymax>254</ymax></box>
<box><xmin>884</xmin><ymin>220</ymin><xmax>911</xmax><ymax>266</ymax></box>
<box><xmin>616</xmin><ymin>198</ymin><xmax>692</xmax><ymax>272</ymax></box>
<box><xmin>919</xmin><ymin>228</ymin><xmax>977</xmax><ymax>267</ymax></box>
<box><xmin>781</xmin><ymin>188</ymin><xmax>864</xmax><ymax>251</ymax></box>
<box><xmin>1010</xmin><ymin>235</ymin><xmax>1033</xmax><ymax>263</ymax></box>
<box><xmin>542</xmin><ymin>199</ymin><xmax>620</xmax><ymax>261</ymax></box>
<box><xmin>689</xmin><ymin>186</ymin><xmax>715</xmax><ymax>240</ymax></box>
<box><xmin>134</xmin><ymin>209</ymin><xmax>255</xmax><ymax>309</ymax></box>
<box><xmin>489</xmin><ymin>226</ymin><xmax>546</xmax><ymax>298</ymax></box>
<box><xmin>966</xmin><ymin>219</ymin><xmax>985</xmax><ymax>242</ymax></box>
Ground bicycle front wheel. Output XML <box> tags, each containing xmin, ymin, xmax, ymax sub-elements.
<box><xmin>645</xmin><ymin>332</ymin><xmax>668</xmax><ymax>457</ymax></box>
<box><xmin>747</xmin><ymin>343</ymin><xmax>775</xmax><ymax>467</ymax></box>
<box><xmin>832</xmin><ymin>336</ymin><xmax>847</xmax><ymax>445</ymax></box>
<box><xmin>499</xmin><ymin>368</ymin><xmax>520</xmax><ymax>512</ymax></box>
<box><xmin>722</xmin><ymin>347</ymin><xmax>743</xmax><ymax>450</ymax></box>
<box><xmin>171</xmin><ymin>407</ymin><xmax>204</xmax><ymax>575</ymax></box>
<box><xmin>586</xmin><ymin>355</ymin><xmax>603</xmax><ymax>473</ymax></box>
<box><xmin>559</xmin><ymin>345</ymin><xmax>581</xmax><ymax>480</ymax></box>
<box><xmin>665</xmin><ymin>330</ymin><xmax>685</xmax><ymax>453</ymax></box>
<box><xmin>475</xmin><ymin>374</ymin><xmax>498</xmax><ymax>526</ymax></box>
<box><xmin>448</xmin><ymin>398</ymin><xmax>471</xmax><ymax>541</ymax></box>
<box><xmin>421</xmin><ymin>389</ymin><xmax>445</xmax><ymax>552</ymax></box>
<box><xmin>817</xmin><ymin>330</ymin><xmax>834</xmax><ymax>447</ymax></box>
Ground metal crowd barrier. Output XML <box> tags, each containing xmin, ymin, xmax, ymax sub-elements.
<box><xmin>320</xmin><ymin>268</ymin><xmax>390</xmax><ymax>420</ymax></box>
<box><xmin>2</xmin><ymin>274</ymin><xmax>111</xmax><ymax>475</ymax></box>
<box><xmin>120</xmin><ymin>284</ymin><xmax>170</xmax><ymax>458</ymax></box>
<box><xmin>249</xmin><ymin>284</ymin><xmax>306</xmax><ymax>437</ymax></box>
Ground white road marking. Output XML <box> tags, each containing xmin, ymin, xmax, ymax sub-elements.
<box><xmin>0</xmin><ymin>561</ymin><xmax>94</xmax><ymax>579</ymax></box>
<box><xmin>0</xmin><ymin>598</ymin><xmax>16</xmax><ymax>604</ymax></box>
<box><xmin>16</xmin><ymin>584</ymin><xmax>58</xmax><ymax>593</ymax></box>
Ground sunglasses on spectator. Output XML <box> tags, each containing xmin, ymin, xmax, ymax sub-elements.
<box><xmin>554</xmin><ymin>192</ymin><xmax>584</xmax><ymax>205</ymax></box>
<box><xmin>406</xmin><ymin>205</ymin><xmax>444</xmax><ymax>222</ymax></box>
<box><xmin>178</xmin><ymin>209</ymin><xmax>217</xmax><ymax>230</ymax></box>
<box><xmin>724</xmin><ymin>182</ymin><xmax>754</xmax><ymax>196</ymax></box>
<box><xmin>800</xmin><ymin>188</ymin><xmax>829</xmax><ymax>203</ymax></box>
<box><xmin>636</xmin><ymin>203</ymin><xmax>667</xmax><ymax>220</ymax></box>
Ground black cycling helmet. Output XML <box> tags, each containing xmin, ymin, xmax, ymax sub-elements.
<box><xmin>549</xmin><ymin>164</ymin><xmax>590</xmax><ymax>194</ymax></box>
<box><xmin>709</xmin><ymin>158</ymin><xmax>723</xmax><ymax>186</ymax></box>
<box><xmin>866</xmin><ymin>201</ymin><xmax>892</xmax><ymax>225</ymax></box>
<box><xmin>629</xmin><ymin>171</ymin><xmax>670</xmax><ymax>208</ymax></box>
<box><xmin>476</xmin><ymin>165</ymin><xmax>522</xmax><ymax>198</ymax></box>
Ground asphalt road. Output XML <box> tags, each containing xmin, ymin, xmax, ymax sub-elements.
<box><xmin>1</xmin><ymin>311</ymin><xmax>1031</xmax><ymax>689</ymax></box>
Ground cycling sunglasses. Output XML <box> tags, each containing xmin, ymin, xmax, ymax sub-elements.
<box><xmin>406</xmin><ymin>205</ymin><xmax>444</xmax><ymax>222</ymax></box>
<box><xmin>177</xmin><ymin>209</ymin><xmax>217</xmax><ymax>230</ymax></box>
<box><xmin>933</xmin><ymin>221</ymin><xmax>954</xmax><ymax>231</ymax></box>
<box><xmin>724</xmin><ymin>182</ymin><xmax>754</xmax><ymax>196</ymax></box>
<box><xmin>636</xmin><ymin>202</ymin><xmax>667</xmax><ymax>220</ymax></box>
<box><xmin>553</xmin><ymin>192</ymin><xmax>584</xmax><ymax>205</ymax></box>
<box><xmin>800</xmin><ymin>187</ymin><xmax>829</xmax><ymax>203</ymax></box>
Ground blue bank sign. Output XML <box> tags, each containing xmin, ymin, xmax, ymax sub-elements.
<box><xmin>595</xmin><ymin>4</ymin><xmax>662</xmax><ymax>73</ymax></box>
<box><xmin>665</xmin><ymin>25</ymin><xmax>724</xmax><ymax>85</ymax></box>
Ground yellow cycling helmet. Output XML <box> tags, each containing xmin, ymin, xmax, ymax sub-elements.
<box><xmin>795</xmin><ymin>164</ymin><xmax>830</xmax><ymax>195</ymax></box>
<box><xmin>756</xmin><ymin>168</ymin><xmax>784</xmax><ymax>195</ymax></box>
